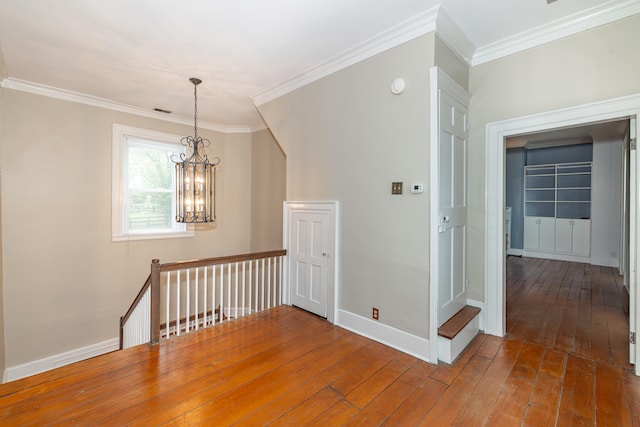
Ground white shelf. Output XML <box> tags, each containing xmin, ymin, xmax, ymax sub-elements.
<box><xmin>525</xmin><ymin>161</ymin><xmax>591</xmax><ymax>219</ymax></box>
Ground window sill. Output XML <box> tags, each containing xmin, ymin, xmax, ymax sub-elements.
<box><xmin>112</xmin><ymin>230</ymin><xmax>195</xmax><ymax>242</ymax></box>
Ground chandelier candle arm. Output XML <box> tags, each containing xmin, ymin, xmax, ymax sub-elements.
<box><xmin>172</xmin><ymin>78</ymin><xmax>220</xmax><ymax>224</ymax></box>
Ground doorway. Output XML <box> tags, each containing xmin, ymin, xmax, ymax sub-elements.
<box><xmin>484</xmin><ymin>94</ymin><xmax>640</xmax><ymax>375</ymax></box>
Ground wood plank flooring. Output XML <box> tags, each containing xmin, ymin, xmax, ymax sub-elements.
<box><xmin>0</xmin><ymin>256</ymin><xmax>638</xmax><ymax>426</ymax></box>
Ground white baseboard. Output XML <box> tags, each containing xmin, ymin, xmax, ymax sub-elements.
<box><xmin>3</xmin><ymin>338</ymin><xmax>120</xmax><ymax>383</ymax></box>
<box><xmin>336</xmin><ymin>309</ymin><xmax>432</xmax><ymax>363</ymax></box>
<box><xmin>466</xmin><ymin>299</ymin><xmax>485</xmax><ymax>332</ymax></box>
<box><xmin>523</xmin><ymin>250</ymin><xmax>590</xmax><ymax>264</ymax></box>
<box><xmin>507</xmin><ymin>248</ymin><xmax>524</xmax><ymax>256</ymax></box>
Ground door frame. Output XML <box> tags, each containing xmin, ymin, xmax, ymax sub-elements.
<box><xmin>283</xmin><ymin>201</ymin><xmax>339</xmax><ymax>324</ymax></box>
<box><xmin>484</xmin><ymin>94</ymin><xmax>640</xmax><ymax>374</ymax></box>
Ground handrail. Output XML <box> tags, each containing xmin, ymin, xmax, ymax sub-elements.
<box><xmin>157</xmin><ymin>249</ymin><xmax>287</xmax><ymax>272</ymax></box>
<box><xmin>119</xmin><ymin>274</ymin><xmax>151</xmax><ymax>350</ymax></box>
<box><xmin>120</xmin><ymin>249</ymin><xmax>287</xmax><ymax>349</ymax></box>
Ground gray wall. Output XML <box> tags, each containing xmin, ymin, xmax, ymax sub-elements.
<box><xmin>259</xmin><ymin>34</ymin><xmax>437</xmax><ymax>338</ymax></box>
<box><xmin>250</xmin><ymin>129</ymin><xmax>286</xmax><ymax>252</ymax></box>
<box><xmin>525</xmin><ymin>143</ymin><xmax>593</xmax><ymax>165</ymax></box>
<box><xmin>505</xmin><ymin>148</ymin><xmax>525</xmax><ymax>249</ymax></box>
<box><xmin>0</xmin><ymin>88</ymin><xmax>284</xmax><ymax>372</ymax></box>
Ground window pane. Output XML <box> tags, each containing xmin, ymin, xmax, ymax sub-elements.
<box><xmin>125</xmin><ymin>138</ymin><xmax>182</xmax><ymax>234</ymax></box>
<box><xmin>128</xmin><ymin>142</ymin><xmax>175</xmax><ymax>190</ymax></box>
<box><xmin>127</xmin><ymin>190</ymin><xmax>174</xmax><ymax>232</ymax></box>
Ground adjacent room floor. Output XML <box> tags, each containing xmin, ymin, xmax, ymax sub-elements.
<box><xmin>0</xmin><ymin>257</ymin><xmax>638</xmax><ymax>426</ymax></box>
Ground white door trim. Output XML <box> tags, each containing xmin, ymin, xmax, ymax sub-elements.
<box><xmin>283</xmin><ymin>201</ymin><xmax>339</xmax><ymax>324</ymax></box>
<box><xmin>484</xmin><ymin>93</ymin><xmax>640</xmax><ymax>375</ymax></box>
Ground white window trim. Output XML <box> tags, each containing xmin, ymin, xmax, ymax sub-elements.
<box><xmin>112</xmin><ymin>123</ymin><xmax>194</xmax><ymax>242</ymax></box>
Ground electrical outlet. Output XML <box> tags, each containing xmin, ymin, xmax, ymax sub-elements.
<box><xmin>372</xmin><ymin>307</ymin><xmax>379</xmax><ymax>320</ymax></box>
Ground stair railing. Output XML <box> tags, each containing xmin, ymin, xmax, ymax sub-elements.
<box><xmin>120</xmin><ymin>249</ymin><xmax>287</xmax><ymax>349</ymax></box>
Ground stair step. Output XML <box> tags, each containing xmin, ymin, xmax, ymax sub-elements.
<box><xmin>438</xmin><ymin>306</ymin><xmax>481</xmax><ymax>340</ymax></box>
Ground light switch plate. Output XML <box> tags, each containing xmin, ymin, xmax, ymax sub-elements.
<box><xmin>392</xmin><ymin>182</ymin><xmax>403</xmax><ymax>195</ymax></box>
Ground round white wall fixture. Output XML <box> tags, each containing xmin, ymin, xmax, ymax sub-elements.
<box><xmin>390</xmin><ymin>78</ymin><xmax>406</xmax><ymax>95</ymax></box>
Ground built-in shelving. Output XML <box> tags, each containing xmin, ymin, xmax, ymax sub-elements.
<box><xmin>524</xmin><ymin>161</ymin><xmax>591</xmax><ymax>219</ymax></box>
<box><xmin>524</xmin><ymin>161</ymin><xmax>592</xmax><ymax>262</ymax></box>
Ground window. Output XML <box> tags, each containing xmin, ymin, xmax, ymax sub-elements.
<box><xmin>112</xmin><ymin>124</ymin><xmax>193</xmax><ymax>241</ymax></box>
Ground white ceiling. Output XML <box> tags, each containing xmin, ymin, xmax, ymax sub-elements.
<box><xmin>0</xmin><ymin>0</ymin><xmax>638</xmax><ymax>131</ymax></box>
<box><xmin>507</xmin><ymin>119</ymin><xmax>630</xmax><ymax>149</ymax></box>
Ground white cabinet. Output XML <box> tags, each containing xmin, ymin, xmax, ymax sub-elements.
<box><xmin>555</xmin><ymin>218</ymin><xmax>591</xmax><ymax>257</ymax></box>
<box><xmin>554</xmin><ymin>218</ymin><xmax>573</xmax><ymax>254</ymax></box>
<box><xmin>572</xmin><ymin>219</ymin><xmax>591</xmax><ymax>257</ymax></box>
<box><xmin>524</xmin><ymin>217</ymin><xmax>555</xmax><ymax>252</ymax></box>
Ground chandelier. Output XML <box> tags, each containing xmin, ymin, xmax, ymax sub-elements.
<box><xmin>173</xmin><ymin>78</ymin><xmax>220</xmax><ymax>223</ymax></box>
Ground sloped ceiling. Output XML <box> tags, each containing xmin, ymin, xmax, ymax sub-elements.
<box><xmin>0</xmin><ymin>0</ymin><xmax>638</xmax><ymax>131</ymax></box>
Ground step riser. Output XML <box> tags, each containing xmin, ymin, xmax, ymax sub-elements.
<box><xmin>438</xmin><ymin>314</ymin><xmax>479</xmax><ymax>364</ymax></box>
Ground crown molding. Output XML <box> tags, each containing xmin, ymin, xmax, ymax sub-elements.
<box><xmin>472</xmin><ymin>0</ymin><xmax>640</xmax><ymax>66</ymax></box>
<box><xmin>249</xmin><ymin>122</ymin><xmax>268</xmax><ymax>132</ymax></box>
<box><xmin>0</xmin><ymin>78</ymin><xmax>260</xmax><ymax>134</ymax></box>
<box><xmin>252</xmin><ymin>5</ymin><xmax>475</xmax><ymax>107</ymax></box>
<box><xmin>253</xmin><ymin>5</ymin><xmax>442</xmax><ymax>106</ymax></box>
<box><xmin>435</xmin><ymin>6</ymin><xmax>475</xmax><ymax>65</ymax></box>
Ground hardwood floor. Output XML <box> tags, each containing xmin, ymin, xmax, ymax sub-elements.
<box><xmin>0</xmin><ymin>257</ymin><xmax>638</xmax><ymax>426</ymax></box>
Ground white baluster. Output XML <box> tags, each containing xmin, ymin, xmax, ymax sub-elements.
<box><xmin>267</xmin><ymin>257</ymin><xmax>272</xmax><ymax>309</ymax></box>
<box><xmin>279</xmin><ymin>256</ymin><xmax>283</xmax><ymax>306</ymax></box>
<box><xmin>176</xmin><ymin>271</ymin><xmax>181</xmax><ymax>336</ymax></box>
<box><xmin>248</xmin><ymin>261</ymin><xmax>253</xmax><ymax>315</ymax></box>
<box><xmin>242</xmin><ymin>262</ymin><xmax>246</xmax><ymax>317</ymax></box>
<box><xmin>227</xmin><ymin>263</ymin><xmax>231</xmax><ymax>320</ymax></box>
<box><xmin>212</xmin><ymin>265</ymin><xmax>217</xmax><ymax>325</ymax></box>
<box><xmin>203</xmin><ymin>266</ymin><xmax>208</xmax><ymax>327</ymax></box>
<box><xmin>254</xmin><ymin>259</ymin><xmax>259</xmax><ymax>313</ymax></box>
<box><xmin>261</xmin><ymin>258</ymin><xmax>265</xmax><ymax>311</ymax></box>
<box><xmin>234</xmin><ymin>262</ymin><xmax>239</xmax><ymax>319</ymax></box>
<box><xmin>195</xmin><ymin>267</ymin><xmax>199</xmax><ymax>331</ymax></box>
<box><xmin>220</xmin><ymin>265</ymin><xmax>224</xmax><ymax>323</ymax></box>
<box><xmin>166</xmin><ymin>272</ymin><xmax>170</xmax><ymax>339</ymax></box>
<box><xmin>186</xmin><ymin>269</ymin><xmax>190</xmax><ymax>333</ymax></box>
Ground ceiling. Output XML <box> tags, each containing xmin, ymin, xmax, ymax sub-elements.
<box><xmin>0</xmin><ymin>0</ymin><xmax>638</xmax><ymax>131</ymax></box>
<box><xmin>507</xmin><ymin>120</ymin><xmax>630</xmax><ymax>149</ymax></box>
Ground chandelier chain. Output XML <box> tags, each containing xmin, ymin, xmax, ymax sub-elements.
<box><xmin>193</xmin><ymin>81</ymin><xmax>198</xmax><ymax>141</ymax></box>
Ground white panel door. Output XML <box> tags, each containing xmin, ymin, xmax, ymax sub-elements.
<box><xmin>289</xmin><ymin>211</ymin><xmax>329</xmax><ymax>317</ymax></box>
<box><xmin>437</xmin><ymin>81</ymin><xmax>468</xmax><ymax>327</ymax></box>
